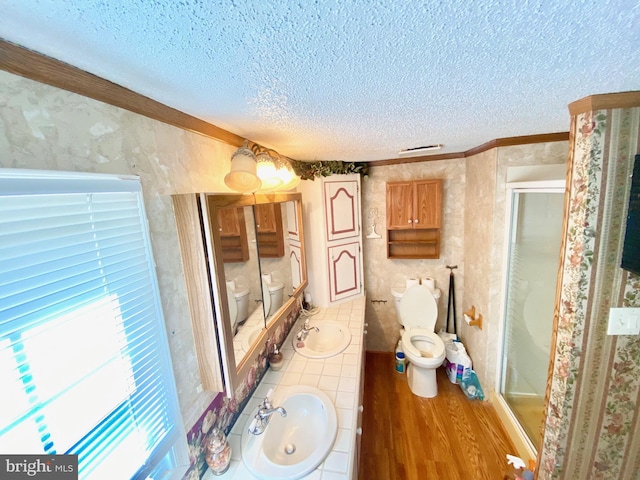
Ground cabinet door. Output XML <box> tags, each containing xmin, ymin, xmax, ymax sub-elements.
<box><xmin>386</xmin><ymin>181</ymin><xmax>414</xmax><ymax>229</ymax></box>
<box><xmin>413</xmin><ymin>179</ymin><xmax>441</xmax><ymax>228</ymax></box>
<box><xmin>217</xmin><ymin>207</ymin><xmax>243</xmax><ymax>236</ymax></box>
<box><xmin>216</xmin><ymin>207</ymin><xmax>249</xmax><ymax>263</ymax></box>
<box><xmin>328</xmin><ymin>242</ymin><xmax>361</xmax><ymax>302</ymax></box>
<box><xmin>254</xmin><ymin>203</ymin><xmax>278</xmax><ymax>233</ymax></box>
<box><xmin>324</xmin><ymin>180</ymin><xmax>360</xmax><ymax>241</ymax></box>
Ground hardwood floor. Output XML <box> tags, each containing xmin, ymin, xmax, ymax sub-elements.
<box><xmin>358</xmin><ymin>352</ymin><xmax>516</xmax><ymax>480</ymax></box>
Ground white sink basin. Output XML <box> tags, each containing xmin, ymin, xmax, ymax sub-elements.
<box><xmin>292</xmin><ymin>320</ymin><xmax>351</xmax><ymax>358</ymax></box>
<box><xmin>241</xmin><ymin>385</ymin><xmax>338</xmax><ymax>479</ymax></box>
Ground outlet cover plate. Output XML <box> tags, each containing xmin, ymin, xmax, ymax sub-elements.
<box><xmin>607</xmin><ymin>308</ymin><xmax>640</xmax><ymax>335</ymax></box>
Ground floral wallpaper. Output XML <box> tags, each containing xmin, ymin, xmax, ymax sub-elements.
<box><xmin>182</xmin><ymin>303</ymin><xmax>300</xmax><ymax>479</ymax></box>
<box><xmin>538</xmin><ymin>101</ymin><xmax>640</xmax><ymax>479</ymax></box>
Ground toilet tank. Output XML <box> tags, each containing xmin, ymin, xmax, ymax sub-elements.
<box><xmin>233</xmin><ymin>287</ymin><xmax>250</xmax><ymax>325</ymax></box>
<box><xmin>267</xmin><ymin>281</ymin><xmax>284</xmax><ymax>317</ymax></box>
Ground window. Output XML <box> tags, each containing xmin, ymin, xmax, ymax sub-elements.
<box><xmin>0</xmin><ymin>170</ymin><xmax>187</xmax><ymax>479</ymax></box>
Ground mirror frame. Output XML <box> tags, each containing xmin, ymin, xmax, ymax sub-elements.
<box><xmin>202</xmin><ymin>193</ymin><xmax>308</xmax><ymax>396</ymax></box>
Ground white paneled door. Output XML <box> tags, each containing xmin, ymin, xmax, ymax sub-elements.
<box><xmin>328</xmin><ymin>242</ymin><xmax>362</xmax><ymax>302</ymax></box>
<box><xmin>324</xmin><ymin>180</ymin><xmax>360</xmax><ymax>242</ymax></box>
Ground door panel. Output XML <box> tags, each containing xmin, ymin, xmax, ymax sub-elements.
<box><xmin>328</xmin><ymin>242</ymin><xmax>361</xmax><ymax>302</ymax></box>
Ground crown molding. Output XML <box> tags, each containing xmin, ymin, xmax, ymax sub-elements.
<box><xmin>569</xmin><ymin>91</ymin><xmax>640</xmax><ymax>116</ymax></box>
<box><xmin>0</xmin><ymin>38</ymin><xmax>246</xmax><ymax>148</ymax></box>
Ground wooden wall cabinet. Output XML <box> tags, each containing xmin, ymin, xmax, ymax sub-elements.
<box><xmin>217</xmin><ymin>207</ymin><xmax>249</xmax><ymax>263</ymax></box>
<box><xmin>386</xmin><ymin>179</ymin><xmax>442</xmax><ymax>259</ymax></box>
<box><xmin>254</xmin><ymin>203</ymin><xmax>285</xmax><ymax>258</ymax></box>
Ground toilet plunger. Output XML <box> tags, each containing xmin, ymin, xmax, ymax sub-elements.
<box><xmin>446</xmin><ymin>265</ymin><xmax>458</xmax><ymax>337</ymax></box>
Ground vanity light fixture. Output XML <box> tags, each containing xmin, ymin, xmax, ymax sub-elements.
<box><xmin>274</xmin><ymin>157</ymin><xmax>301</xmax><ymax>191</ymax></box>
<box><xmin>398</xmin><ymin>144</ymin><xmax>444</xmax><ymax>158</ymax></box>
<box><xmin>226</xmin><ymin>141</ymin><xmax>301</xmax><ymax>193</ymax></box>
<box><xmin>256</xmin><ymin>151</ymin><xmax>283</xmax><ymax>192</ymax></box>
<box><xmin>225</xmin><ymin>142</ymin><xmax>262</xmax><ymax>192</ymax></box>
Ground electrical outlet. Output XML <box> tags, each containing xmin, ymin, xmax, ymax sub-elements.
<box><xmin>607</xmin><ymin>308</ymin><xmax>640</xmax><ymax>335</ymax></box>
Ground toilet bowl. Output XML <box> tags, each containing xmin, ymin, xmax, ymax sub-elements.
<box><xmin>394</xmin><ymin>284</ymin><xmax>446</xmax><ymax>398</ymax></box>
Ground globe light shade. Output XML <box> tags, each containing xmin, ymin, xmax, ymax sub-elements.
<box><xmin>224</xmin><ymin>147</ymin><xmax>262</xmax><ymax>192</ymax></box>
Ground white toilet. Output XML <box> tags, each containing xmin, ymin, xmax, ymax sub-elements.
<box><xmin>262</xmin><ymin>276</ymin><xmax>284</xmax><ymax>318</ymax></box>
<box><xmin>393</xmin><ymin>284</ymin><xmax>446</xmax><ymax>398</ymax></box>
<box><xmin>226</xmin><ymin>280</ymin><xmax>250</xmax><ymax>333</ymax></box>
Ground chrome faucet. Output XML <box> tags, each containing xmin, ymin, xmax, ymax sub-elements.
<box><xmin>247</xmin><ymin>390</ymin><xmax>286</xmax><ymax>435</ymax></box>
<box><xmin>296</xmin><ymin>318</ymin><xmax>319</xmax><ymax>342</ymax></box>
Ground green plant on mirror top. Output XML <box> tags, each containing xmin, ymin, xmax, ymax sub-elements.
<box><xmin>290</xmin><ymin>159</ymin><xmax>369</xmax><ymax>181</ymax></box>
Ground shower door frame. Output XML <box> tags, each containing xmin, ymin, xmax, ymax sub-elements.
<box><xmin>494</xmin><ymin>179</ymin><xmax>565</xmax><ymax>456</ymax></box>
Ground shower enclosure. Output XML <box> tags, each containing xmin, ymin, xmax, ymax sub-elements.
<box><xmin>498</xmin><ymin>182</ymin><xmax>565</xmax><ymax>450</ymax></box>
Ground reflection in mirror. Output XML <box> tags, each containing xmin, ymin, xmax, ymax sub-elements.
<box><xmin>256</xmin><ymin>200</ymin><xmax>304</xmax><ymax>325</ymax></box>
<box><xmin>216</xmin><ymin>205</ymin><xmax>266</xmax><ymax>367</ymax></box>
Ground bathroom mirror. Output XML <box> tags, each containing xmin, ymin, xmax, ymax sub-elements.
<box><xmin>172</xmin><ymin>192</ymin><xmax>306</xmax><ymax>395</ymax></box>
<box><xmin>216</xmin><ymin>204</ymin><xmax>266</xmax><ymax>367</ymax></box>
<box><xmin>255</xmin><ymin>198</ymin><xmax>304</xmax><ymax>326</ymax></box>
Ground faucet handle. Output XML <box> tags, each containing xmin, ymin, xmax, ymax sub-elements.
<box><xmin>303</xmin><ymin>318</ymin><xmax>311</xmax><ymax>329</ymax></box>
<box><xmin>263</xmin><ymin>388</ymin><xmax>274</xmax><ymax>409</ymax></box>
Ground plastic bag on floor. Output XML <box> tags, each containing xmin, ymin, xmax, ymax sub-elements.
<box><xmin>459</xmin><ymin>368</ymin><xmax>484</xmax><ymax>400</ymax></box>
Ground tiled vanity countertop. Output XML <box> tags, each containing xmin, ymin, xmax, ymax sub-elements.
<box><xmin>204</xmin><ymin>296</ymin><xmax>366</xmax><ymax>480</ymax></box>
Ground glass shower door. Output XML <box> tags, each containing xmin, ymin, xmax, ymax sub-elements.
<box><xmin>500</xmin><ymin>188</ymin><xmax>564</xmax><ymax>448</ymax></box>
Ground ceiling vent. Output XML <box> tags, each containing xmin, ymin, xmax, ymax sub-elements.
<box><xmin>398</xmin><ymin>144</ymin><xmax>443</xmax><ymax>158</ymax></box>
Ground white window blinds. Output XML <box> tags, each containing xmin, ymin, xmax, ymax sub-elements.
<box><xmin>0</xmin><ymin>170</ymin><xmax>185</xmax><ymax>479</ymax></box>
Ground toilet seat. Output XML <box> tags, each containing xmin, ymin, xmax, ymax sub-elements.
<box><xmin>402</xmin><ymin>329</ymin><xmax>445</xmax><ymax>367</ymax></box>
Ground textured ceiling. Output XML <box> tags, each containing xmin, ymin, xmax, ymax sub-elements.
<box><xmin>1</xmin><ymin>0</ymin><xmax>639</xmax><ymax>161</ymax></box>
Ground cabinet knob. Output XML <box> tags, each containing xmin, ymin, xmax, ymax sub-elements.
<box><xmin>364</xmin><ymin>330</ymin><xmax>368</xmax><ymax>335</ymax></box>
<box><xmin>364</xmin><ymin>323</ymin><xmax>369</xmax><ymax>327</ymax></box>
<box><xmin>407</xmin><ymin>219</ymin><xmax>412</xmax><ymax>224</ymax></box>
<box><xmin>356</xmin><ymin>427</ymin><xmax>363</xmax><ymax>436</ymax></box>
<box><xmin>414</xmin><ymin>219</ymin><xmax>419</xmax><ymax>224</ymax></box>
<box><xmin>358</xmin><ymin>405</ymin><xmax>364</xmax><ymax>412</ymax></box>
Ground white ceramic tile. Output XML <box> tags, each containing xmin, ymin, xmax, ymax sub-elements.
<box><xmin>322</xmin><ymin>363</ymin><xmax>342</xmax><ymax>376</ymax></box>
<box><xmin>228</xmin><ymin>433</ymin><xmax>242</xmax><ymax>460</ymax></box>
<box><xmin>333</xmin><ymin>428</ymin><xmax>351</xmax><ymax>452</ymax></box>
<box><xmin>304</xmin><ymin>470</ymin><xmax>322</xmax><ymax>480</ymax></box>
<box><xmin>335</xmin><ymin>391</ymin><xmax>355</xmax><ymax>409</ymax></box>
<box><xmin>323</xmin><ymin>451</ymin><xmax>350</xmax><ymax>473</ymax></box>
<box><xmin>262</xmin><ymin>369</ymin><xmax>284</xmax><ymax>384</ymax></box>
<box><xmin>288</xmin><ymin>356</ymin><xmax>307</xmax><ymax>373</ymax></box>
<box><xmin>338</xmin><ymin>377</ymin><xmax>356</xmax><ymax>393</ymax></box>
<box><xmin>344</xmin><ymin>344</ymin><xmax>359</xmax><ymax>355</ymax></box>
<box><xmin>304</xmin><ymin>362</ymin><xmax>324</xmax><ymax>375</ymax></box>
<box><xmin>318</xmin><ymin>375</ymin><xmax>340</xmax><ymax>391</ymax></box>
<box><xmin>341</xmin><ymin>364</ymin><xmax>357</xmax><ymax>378</ymax></box>
<box><xmin>280</xmin><ymin>371</ymin><xmax>302</xmax><ymax>386</ymax></box>
<box><xmin>321</xmin><ymin>471</ymin><xmax>349</xmax><ymax>480</ymax></box>
<box><xmin>342</xmin><ymin>353</ymin><xmax>358</xmax><ymax>365</ymax></box>
<box><xmin>337</xmin><ymin>408</ymin><xmax>353</xmax><ymax>429</ymax></box>
<box><xmin>325</xmin><ymin>353</ymin><xmax>344</xmax><ymax>365</ymax></box>
<box><xmin>299</xmin><ymin>373</ymin><xmax>320</xmax><ymax>387</ymax></box>
<box><xmin>231</xmin><ymin>413</ymin><xmax>249</xmax><ymax>435</ymax></box>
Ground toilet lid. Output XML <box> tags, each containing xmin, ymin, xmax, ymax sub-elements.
<box><xmin>398</xmin><ymin>284</ymin><xmax>438</xmax><ymax>330</ymax></box>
